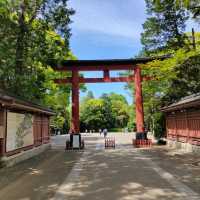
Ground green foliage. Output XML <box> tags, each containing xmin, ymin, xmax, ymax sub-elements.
<box><xmin>104</xmin><ymin>93</ymin><xmax>129</xmax><ymax>128</ymax></box>
<box><xmin>80</xmin><ymin>92</ymin><xmax>130</xmax><ymax>132</ymax></box>
<box><xmin>0</xmin><ymin>0</ymin><xmax>76</xmax><ymax>131</ymax></box>
<box><xmin>141</xmin><ymin>0</ymin><xmax>189</xmax><ymax>54</ymax></box>
<box><xmin>137</xmin><ymin>0</ymin><xmax>200</xmax><ymax>139</ymax></box>
<box><xmin>154</xmin><ymin>0</ymin><xmax>200</xmax><ymax>21</ymax></box>
<box><xmin>127</xmin><ymin>105</ymin><xmax>136</xmax><ymax>132</ymax></box>
<box><xmin>108</xmin><ymin>128</ymin><xmax>123</xmax><ymax>132</ymax></box>
<box><xmin>138</xmin><ymin>48</ymin><xmax>200</xmax><ymax>137</ymax></box>
<box><xmin>0</xmin><ymin>0</ymin><xmax>74</xmax><ymax>100</ymax></box>
<box><xmin>80</xmin><ymin>98</ymin><xmax>106</xmax><ymax>131</ymax></box>
<box><xmin>152</xmin><ymin>112</ymin><xmax>166</xmax><ymax>139</ymax></box>
<box><xmin>154</xmin><ymin>0</ymin><xmax>190</xmax><ymax>9</ymax></box>
<box><xmin>81</xmin><ymin>91</ymin><xmax>94</xmax><ymax>103</ymax></box>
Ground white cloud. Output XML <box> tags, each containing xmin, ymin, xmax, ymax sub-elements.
<box><xmin>69</xmin><ymin>0</ymin><xmax>147</xmax><ymax>40</ymax></box>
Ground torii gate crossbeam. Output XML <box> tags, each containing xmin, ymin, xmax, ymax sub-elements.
<box><xmin>51</xmin><ymin>56</ymin><xmax>168</xmax><ymax>138</ymax></box>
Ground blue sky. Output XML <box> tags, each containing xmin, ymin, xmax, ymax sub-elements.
<box><xmin>68</xmin><ymin>0</ymin><xmax>198</xmax><ymax>104</ymax></box>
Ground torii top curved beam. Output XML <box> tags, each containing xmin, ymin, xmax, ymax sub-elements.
<box><xmin>50</xmin><ymin>55</ymin><xmax>170</xmax><ymax>71</ymax></box>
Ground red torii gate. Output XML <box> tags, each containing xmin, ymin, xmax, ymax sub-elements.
<box><xmin>52</xmin><ymin>57</ymin><xmax>167</xmax><ymax>138</ymax></box>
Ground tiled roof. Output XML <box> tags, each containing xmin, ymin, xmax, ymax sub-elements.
<box><xmin>0</xmin><ymin>89</ymin><xmax>55</xmax><ymax>115</ymax></box>
<box><xmin>161</xmin><ymin>93</ymin><xmax>200</xmax><ymax>112</ymax></box>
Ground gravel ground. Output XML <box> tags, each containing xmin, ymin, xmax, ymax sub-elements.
<box><xmin>0</xmin><ymin>133</ymin><xmax>199</xmax><ymax>200</ymax></box>
<box><xmin>141</xmin><ymin>146</ymin><xmax>200</xmax><ymax>194</ymax></box>
<box><xmin>0</xmin><ymin>148</ymin><xmax>83</xmax><ymax>199</ymax></box>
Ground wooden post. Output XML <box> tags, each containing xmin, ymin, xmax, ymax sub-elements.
<box><xmin>71</xmin><ymin>70</ymin><xmax>79</xmax><ymax>133</ymax></box>
<box><xmin>192</xmin><ymin>28</ymin><xmax>196</xmax><ymax>50</ymax></box>
<box><xmin>134</xmin><ymin>66</ymin><xmax>145</xmax><ymax>134</ymax></box>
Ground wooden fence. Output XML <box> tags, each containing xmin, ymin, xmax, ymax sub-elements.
<box><xmin>33</xmin><ymin>115</ymin><xmax>50</xmax><ymax>146</ymax></box>
<box><xmin>166</xmin><ymin>109</ymin><xmax>200</xmax><ymax>146</ymax></box>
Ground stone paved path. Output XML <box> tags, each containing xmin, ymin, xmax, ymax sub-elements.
<box><xmin>0</xmin><ymin>133</ymin><xmax>199</xmax><ymax>200</ymax></box>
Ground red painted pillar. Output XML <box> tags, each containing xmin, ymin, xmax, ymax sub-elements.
<box><xmin>71</xmin><ymin>70</ymin><xmax>79</xmax><ymax>133</ymax></box>
<box><xmin>104</xmin><ymin>70</ymin><xmax>110</xmax><ymax>81</ymax></box>
<box><xmin>134</xmin><ymin>66</ymin><xmax>145</xmax><ymax>133</ymax></box>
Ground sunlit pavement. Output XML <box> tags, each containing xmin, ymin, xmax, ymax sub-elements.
<box><xmin>0</xmin><ymin>133</ymin><xmax>200</xmax><ymax>200</ymax></box>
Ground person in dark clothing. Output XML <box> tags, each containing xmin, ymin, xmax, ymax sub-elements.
<box><xmin>103</xmin><ymin>128</ymin><xmax>108</xmax><ymax>138</ymax></box>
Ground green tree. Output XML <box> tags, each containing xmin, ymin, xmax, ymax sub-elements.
<box><xmin>80</xmin><ymin>99</ymin><xmax>107</xmax><ymax>131</ymax></box>
<box><xmin>135</xmin><ymin>0</ymin><xmax>200</xmax><ymax>139</ymax></box>
<box><xmin>108</xmin><ymin>93</ymin><xmax>129</xmax><ymax>128</ymax></box>
<box><xmin>80</xmin><ymin>93</ymin><xmax>130</xmax><ymax>132</ymax></box>
<box><xmin>42</xmin><ymin>51</ymin><xmax>86</xmax><ymax>133</ymax></box>
<box><xmin>139</xmin><ymin>48</ymin><xmax>200</xmax><ymax>138</ymax></box>
<box><xmin>100</xmin><ymin>93</ymin><xmax>116</xmax><ymax>129</ymax></box>
<box><xmin>0</xmin><ymin>0</ymin><xmax>77</xmax><ymax>132</ymax></box>
<box><xmin>154</xmin><ymin>0</ymin><xmax>200</xmax><ymax>22</ymax></box>
<box><xmin>81</xmin><ymin>91</ymin><xmax>94</xmax><ymax>103</ymax></box>
<box><xmin>141</xmin><ymin>0</ymin><xmax>189</xmax><ymax>54</ymax></box>
<box><xmin>0</xmin><ymin>0</ymin><xmax>74</xmax><ymax>100</ymax></box>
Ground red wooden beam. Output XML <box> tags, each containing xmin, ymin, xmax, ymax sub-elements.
<box><xmin>54</xmin><ymin>76</ymin><xmax>153</xmax><ymax>84</ymax></box>
<box><xmin>54</xmin><ymin>76</ymin><xmax>135</xmax><ymax>84</ymax></box>
<box><xmin>54</xmin><ymin>65</ymin><xmax>135</xmax><ymax>71</ymax></box>
<box><xmin>51</xmin><ymin>56</ymin><xmax>171</xmax><ymax>72</ymax></box>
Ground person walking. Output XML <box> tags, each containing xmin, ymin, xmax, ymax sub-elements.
<box><xmin>103</xmin><ymin>128</ymin><xmax>107</xmax><ymax>138</ymax></box>
<box><xmin>99</xmin><ymin>129</ymin><xmax>102</xmax><ymax>136</ymax></box>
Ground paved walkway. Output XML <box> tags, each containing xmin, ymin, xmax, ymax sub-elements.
<box><xmin>0</xmin><ymin>133</ymin><xmax>199</xmax><ymax>200</ymax></box>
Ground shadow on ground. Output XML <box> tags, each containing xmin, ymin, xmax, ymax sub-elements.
<box><xmin>0</xmin><ymin>134</ymin><xmax>199</xmax><ymax>200</ymax></box>
<box><xmin>140</xmin><ymin>147</ymin><xmax>200</xmax><ymax>195</ymax></box>
<box><xmin>53</xmin><ymin>147</ymin><xmax>194</xmax><ymax>200</ymax></box>
<box><xmin>0</xmin><ymin>149</ymin><xmax>83</xmax><ymax>200</ymax></box>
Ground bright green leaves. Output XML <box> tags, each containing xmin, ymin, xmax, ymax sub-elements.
<box><xmin>0</xmin><ymin>0</ymin><xmax>76</xmax><ymax>132</ymax></box>
<box><xmin>154</xmin><ymin>0</ymin><xmax>191</xmax><ymax>8</ymax></box>
<box><xmin>80</xmin><ymin>92</ymin><xmax>130</xmax><ymax>131</ymax></box>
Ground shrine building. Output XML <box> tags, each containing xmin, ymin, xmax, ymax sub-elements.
<box><xmin>0</xmin><ymin>90</ymin><xmax>54</xmax><ymax>167</ymax></box>
<box><xmin>162</xmin><ymin>93</ymin><xmax>200</xmax><ymax>152</ymax></box>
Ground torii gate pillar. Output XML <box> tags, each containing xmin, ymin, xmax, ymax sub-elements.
<box><xmin>71</xmin><ymin>70</ymin><xmax>79</xmax><ymax>133</ymax></box>
<box><xmin>134</xmin><ymin>66</ymin><xmax>145</xmax><ymax>136</ymax></box>
<box><xmin>70</xmin><ymin>66</ymin><xmax>145</xmax><ymax>136</ymax></box>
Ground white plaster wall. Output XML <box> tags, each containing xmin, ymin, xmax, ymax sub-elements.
<box><xmin>167</xmin><ymin>139</ymin><xmax>200</xmax><ymax>153</ymax></box>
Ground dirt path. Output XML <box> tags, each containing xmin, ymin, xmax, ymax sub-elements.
<box><xmin>0</xmin><ymin>146</ymin><xmax>82</xmax><ymax>199</ymax></box>
<box><xmin>0</xmin><ymin>133</ymin><xmax>199</xmax><ymax>200</ymax></box>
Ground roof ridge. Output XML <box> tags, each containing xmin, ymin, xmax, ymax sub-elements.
<box><xmin>180</xmin><ymin>92</ymin><xmax>200</xmax><ymax>101</ymax></box>
<box><xmin>0</xmin><ymin>89</ymin><xmax>54</xmax><ymax>114</ymax></box>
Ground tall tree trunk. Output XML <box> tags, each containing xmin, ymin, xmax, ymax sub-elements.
<box><xmin>14</xmin><ymin>1</ymin><xmax>27</xmax><ymax>95</ymax></box>
<box><xmin>15</xmin><ymin>1</ymin><xmax>26</xmax><ymax>75</ymax></box>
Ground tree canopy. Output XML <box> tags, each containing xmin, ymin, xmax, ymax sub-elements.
<box><xmin>141</xmin><ymin>0</ymin><xmax>189</xmax><ymax>54</ymax></box>
<box><xmin>130</xmin><ymin>0</ymin><xmax>200</xmax><ymax>138</ymax></box>
<box><xmin>0</xmin><ymin>0</ymin><xmax>74</xmax><ymax>100</ymax></box>
<box><xmin>80</xmin><ymin>92</ymin><xmax>130</xmax><ymax>132</ymax></box>
<box><xmin>0</xmin><ymin>0</ymin><xmax>76</xmax><ymax>131</ymax></box>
